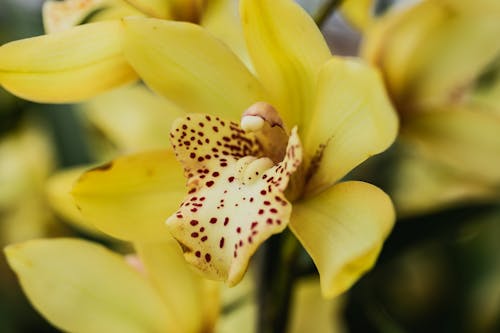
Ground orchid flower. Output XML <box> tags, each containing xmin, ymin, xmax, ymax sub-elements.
<box><xmin>5</xmin><ymin>238</ymin><xmax>224</xmax><ymax>333</ymax></box>
<box><xmin>0</xmin><ymin>0</ymin><xmax>398</xmax><ymax>297</ymax></box>
<box><xmin>362</xmin><ymin>0</ymin><xmax>500</xmax><ymax>214</ymax></box>
<box><xmin>0</xmin><ymin>0</ymin><xmax>246</xmax><ymax>103</ymax></box>
<box><xmin>58</xmin><ymin>0</ymin><xmax>396</xmax><ymax>298</ymax></box>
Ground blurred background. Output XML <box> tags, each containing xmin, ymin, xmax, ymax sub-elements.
<box><xmin>0</xmin><ymin>0</ymin><xmax>499</xmax><ymax>332</ymax></box>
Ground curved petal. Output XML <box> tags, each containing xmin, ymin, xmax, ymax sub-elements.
<box><xmin>0</xmin><ymin>21</ymin><xmax>137</xmax><ymax>103</ymax></box>
<box><xmin>304</xmin><ymin>57</ymin><xmax>398</xmax><ymax>196</ymax></box>
<box><xmin>290</xmin><ymin>181</ymin><xmax>395</xmax><ymax>298</ymax></box>
<box><xmin>402</xmin><ymin>107</ymin><xmax>500</xmax><ymax>184</ymax></box>
<box><xmin>122</xmin><ymin>17</ymin><xmax>266</xmax><ymax>120</ymax></box>
<box><xmin>361</xmin><ymin>2</ymin><xmax>446</xmax><ymax>106</ymax></box>
<box><xmin>201</xmin><ymin>0</ymin><xmax>251</xmax><ymax>67</ymax></box>
<box><xmin>389</xmin><ymin>147</ymin><xmax>498</xmax><ymax>217</ymax></box>
<box><xmin>362</xmin><ymin>1</ymin><xmax>500</xmax><ymax>111</ymax></box>
<box><xmin>83</xmin><ymin>84</ymin><xmax>184</xmax><ymax>152</ymax></box>
<box><xmin>4</xmin><ymin>238</ymin><xmax>175</xmax><ymax>333</ymax></box>
<box><xmin>408</xmin><ymin>4</ymin><xmax>500</xmax><ymax>110</ymax></box>
<box><xmin>168</xmin><ymin>0</ymin><xmax>205</xmax><ymax>22</ymax></box>
<box><xmin>340</xmin><ymin>0</ymin><xmax>374</xmax><ymax>31</ymax></box>
<box><xmin>135</xmin><ymin>240</ymin><xmax>211</xmax><ymax>333</ymax></box>
<box><xmin>42</xmin><ymin>0</ymin><xmax>142</xmax><ymax>33</ymax></box>
<box><xmin>46</xmin><ymin>166</ymin><xmax>105</xmax><ymax>236</ymax></box>
<box><xmin>289</xmin><ymin>278</ymin><xmax>345</xmax><ymax>333</ymax></box>
<box><xmin>125</xmin><ymin>0</ymin><xmax>204</xmax><ymax>20</ymax></box>
<box><xmin>124</xmin><ymin>0</ymin><xmax>173</xmax><ymax>19</ymax></box>
<box><xmin>471</xmin><ymin>58</ymin><xmax>500</xmax><ymax>116</ymax></box>
<box><xmin>166</xmin><ymin>114</ymin><xmax>302</xmax><ymax>285</ymax></box>
<box><xmin>72</xmin><ymin>150</ymin><xmax>185</xmax><ymax>242</ymax></box>
<box><xmin>240</xmin><ymin>0</ymin><xmax>331</xmax><ymax>128</ymax></box>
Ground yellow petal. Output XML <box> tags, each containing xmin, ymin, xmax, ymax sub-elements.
<box><xmin>135</xmin><ymin>240</ymin><xmax>208</xmax><ymax>333</ymax></box>
<box><xmin>122</xmin><ymin>17</ymin><xmax>266</xmax><ymax>120</ymax></box>
<box><xmin>289</xmin><ymin>277</ymin><xmax>346</xmax><ymax>333</ymax></box>
<box><xmin>200</xmin><ymin>280</ymin><xmax>221</xmax><ymax>332</ymax></box>
<box><xmin>0</xmin><ymin>122</ymin><xmax>54</xmax><ymax>207</ymax></box>
<box><xmin>390</xmin><ymin>147</ymin><xmax>498</xmax><ymax>217</ymax></box>
<box><xmin>168</xmin><ymin>0</ymin><xmax>206</xmax><ymax>22</ymax></box>
<box><xmin>240</xmin><ymin>0</ymin><xmax>331</xmax><ymax>128</ymax></box>
<box><xmin>126</xmin><ymin>0</ymin><xmax>204</xmax><ymax>20</ymax></box>
<box><xmin>42</xmin><ymin>0</ymin><xmax>142</xmax><ymax>33</ymax></box>
<box><xmin>471</xmin><ymin>58</ymin><xmax>500</xmax><ymax>116</ymax></box>
<box><xmin>201</xmin><ymin>0</ymin><xmax>251</xmax><ymax>67</ymax></box>
<box><xmin>0</xmin><ymin>122</ymin><xmax>56</xmax><ymax>243</ymax></box>
<box><xmin>43</xmin><ymin>0</ymin><xmax>108</xmax><ymax>33</ymax></box>
<box><xmin>304</xmin><ymin>57</ymin><xmax>398</xmax><ymax>196</ymax></box>
<box><xmin>166</xmin><ymin>114</ymin><xmax>302</xmax><ymax>285</ymax></box>
<box><xmin>124</xmin><ymin>0</ymin><xmax>172</xmax><ymax>19</ymax></box>
<box><xmin>214</xmin><ymin>272</ymin><xmax>255</xmax><ymax>333</ymax></box>
<box><xmin>4</xmin><ymin>238</ymin><xmax>175</xmax><ymax>333</ymax></box>
<box><xmin>290</xmin><ymin>181</ymin><xmax>395</xmax><ymax>298</ymax></box>
<box><xmin>409</xmin><ymin>5</ymin><xmax>500</xmax><ymax>110</ymax></box>
<box><xmin>83</xmin><ymin>84</ymin><xmax>184</xmax><ymax>152</ymax></box>
<box><xmin>0</xmin><ymin>21</ymin><xmax>137</xmax><ymax>103</ymax></box>
<box><xmin>363</xmin><ymin>2</ymin><xmax>443</xmax><ymax>108</ymax></box>
<box><xmin>362</xmin><ymin>1</ymin><xmax>500</xmax><ymax>111</ymax></box>
<box><xmin>340</xmin><ymin>0</ymin><xmax>374</xmax><ymax>31</ymax></box>
<box><xmin>72</xmin><ymin>150</ymin><xmax>185</xmax><ymax>242</ymax></box>
<box><xmin>402</xmin><ymin>107</ymin><xmax>500</xmax><ymax>184</ymax></box>
<box><xmin>45</xmin><ymin>166</ymin><xmax>106</xmax><ymax>236</ymax></box>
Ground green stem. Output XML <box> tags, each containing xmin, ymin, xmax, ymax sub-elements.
<box><xmin>256</xmin><ymin>230</ymin><xmax>301</xmax><ymax>333</ymax></box>
<box><xmin>315</xmin><ymin>0</ymin><xmax>344</xmax><ymax>28</ymax></box>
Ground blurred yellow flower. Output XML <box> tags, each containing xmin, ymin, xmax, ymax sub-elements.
<box><xmin>362</xmin><ymin>0</ymin><xmax>500</xmax><ymax>214</ymax></box>
<box><xmin>64</xmin><ymin>0</ymin><xmax>398</xmax><ymax>298</ymax></box>
<box><xmin>5</xmin><ymin>238</ymin><xmax>220</xmax><ymax>333</ymax></box>
<box><xmin>0</xmin><ymin>120</ymin><xmax>56</xmax><ymax>244</ymax></box>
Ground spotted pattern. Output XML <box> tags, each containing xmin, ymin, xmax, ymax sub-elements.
<box><xmin>166</xmin><ymin>114</ymin><xmax>302</xmax><ymax>285</ymax></box>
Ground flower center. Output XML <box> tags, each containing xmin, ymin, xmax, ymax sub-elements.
<box><xmin>241</xmin><ymin>102</ymin><xmax>306</xmax><ymax>200</ymax></box>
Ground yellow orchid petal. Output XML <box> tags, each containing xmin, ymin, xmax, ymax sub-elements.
<box><xmin>4</xmin><ymin>238</ymin><xmax>175</xmax><ymax>333</ymax></box>
<box><xmin>122</xmin><ymin>17</ymin><xmax>266</xmax><ymax>119</ymax></box>
<box><xmin>135</xmin><ymin>240</ymin><xmax>209</xmax><ymax>333</ymax></box>
<box><xmin>362</xmin><ymin>2</ymin><xmax>449</xmax><ymax>108</ymax></box>
<box><xmin>43</xmin><ymin>0</ymin><xmax>108</xmax><ymax>33</ymax></box>
<box><xmin>289</xmin><ymin>278</ymin><xmax>345</xmax><ymax>333</ymax></box>
<box><xmin>390</xmin><ymin>147</ymin><xmax>498</xmax><ymax>217</ymax></box>
<box><xmin>124</xmin><ymin>0</ymin><xmax>172</xmax><ymax>19</ymax></box>
<box><xmin>471</xmin><ymin>58</ymin><xmax>500</xmax><ymax>115</ymax></box>
<box><xmin>363</xmin><ymin>1</ymin><xmax>500</xmax><ymax>111</ymax></box>
<box><xmin>0</xmin><ymin>123</ymin><xmax>55</xmax><ymax>243</ymax></box>
<box><xmin>240</xmin><ymin>0</ymin><xmax>331</xmax><ymax>127</ymax></box>
<box><xmin>125</xmin><ymin>0</ymin><xmax>204</xmax><ymax>21</ymax></box>
<box><xmin>72</xmin><ymin>150</ymin><xmax>185</xmax><ymax>242</ymax></box>
<box><xmin>42</xmin><ymin>0</ymin><xmax>141</xmax><ymax>33</ymax></box>
<box><xmin>200</xmin><ymin>280</ymin><xmax>221</xmax><ymax>331</ymax></box>
<box><xmin>409</xmin><ymin>5</ymin><xmax>500</xmax><ymax>110</ymax></box>
<box><xmin>166</xmin><ymin>114</ymin><xmax>302</xmax><ymax>285</ymax></box>
<box><xmin>290</xmin><ymin>181</ymin><xmax>395</xmax><ymax>298</ymax></box>
<box><xmin>215</xmin><ymin>273</ymin><xmax>255</xmax><ymax>333</ymax></box>
<box><xmin>201</xmin><ymin>0</ymin><xmax>251</xmax><ymax>67</ymax></box>
<box><xmin>340</xmin><ymin>0</ymin><xmax>374</xmax><ymax>31</ymax></box>
<box><xmin>0</xmin><ymin>122</ymin><xmax>54</xmax><ymax>207</ymax></box>
<box><xmin>402</xmin><ymin>108</ymin><xmax>500</xmax><ymax>184</ymax></box>
<box><xmin>0</xmin><ymin>21</ymin><xmax>137</xmax><ymax>103</ymax></box>
<box><xmin>168</xmin><ymin>0</ymin><xmax>206</xmax><ymax>22</ymax></box>
<box><xmin>304</xmin><ymin>57</ymin><xmax>398</xmax><ymax>196</ymax></box>
<box><xmin>83</xmin><ymin>84</ymin><xmax>184</xmax><ymax>152</ymax></box>
<box><xmin>46</xmin><ymin>166</ymin><xmax>104</xmax><ymax>236</ymax></box>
